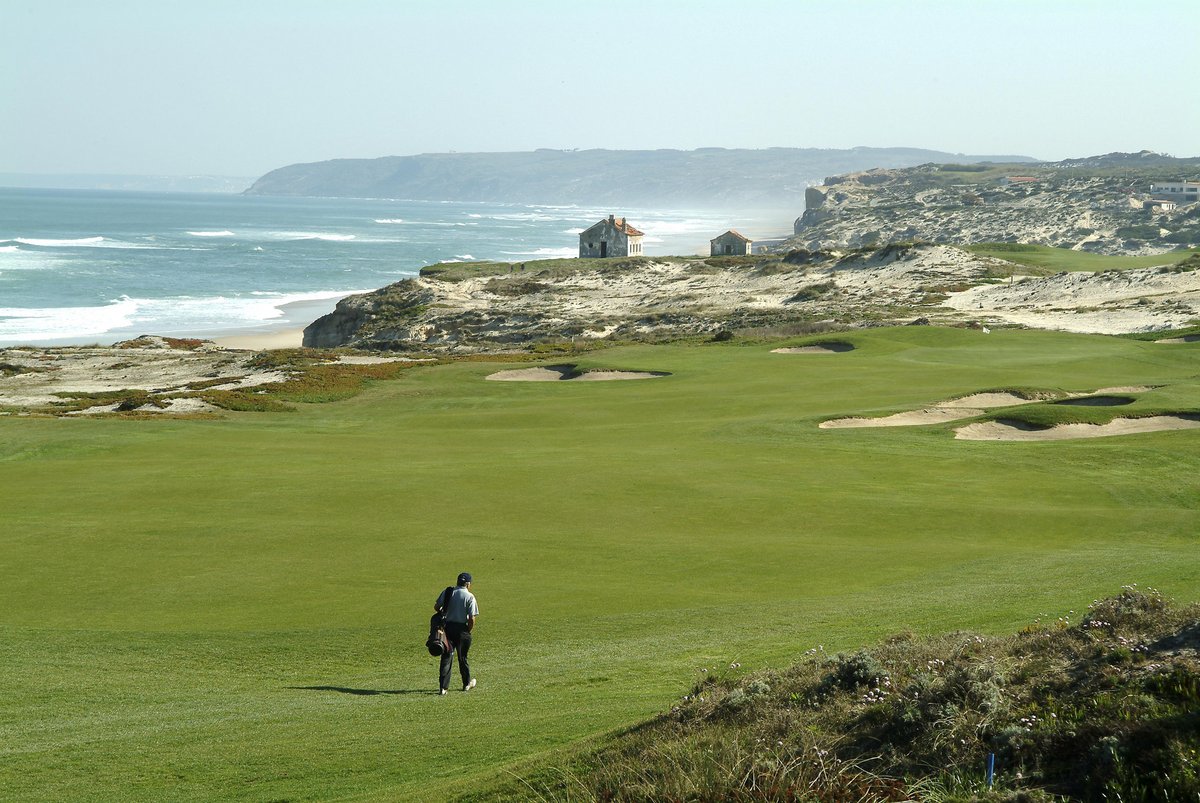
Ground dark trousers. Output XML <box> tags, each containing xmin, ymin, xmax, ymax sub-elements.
<box><xmin>439</xmin><ymin>622</ymin><xmax>472</xmax><ymax>690</ymax></box>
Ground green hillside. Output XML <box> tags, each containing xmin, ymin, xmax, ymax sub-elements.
<box><xmin>2</xmin><ymin>327</ymin><xmax>1199</xmax><ymax>800</ymax></box>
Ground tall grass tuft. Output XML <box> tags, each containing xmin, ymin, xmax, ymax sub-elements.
<box><xmin>480</xmin><ymin>589</ymin><xmax>1200</xmax><ymax>802</ymax></box>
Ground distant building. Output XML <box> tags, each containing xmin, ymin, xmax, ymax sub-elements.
<box><xmin>1149</xmin><ymin>181</ymin><xmax>1200</xmax><ymax>204</ymax></box>
<box><xmin>579</xmin><ymin>215</ymin><xmax>644</xmax><ymax>258</ymax></box>
<box><xmin>1144</xmin><ymin>199</ymin><xmax>1178</xmax><ymax>213</ymax></box>
<box><xmin>710</xmin><ymin>230</ymin><xmax>752</xmax><ymax>256</ymax></box>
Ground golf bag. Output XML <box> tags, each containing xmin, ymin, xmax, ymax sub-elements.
<box><xmin>426</xmin><ymin>586</ymin><xmax>455</xmax><ymax>656</ymax></box>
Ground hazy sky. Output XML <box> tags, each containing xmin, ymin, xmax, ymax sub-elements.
<box><xmin>4</xmin><ymin>0</ymin><xmax>1197</xmax><ymax>177</ymax></box>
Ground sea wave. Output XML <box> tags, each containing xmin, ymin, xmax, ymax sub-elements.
<box><xmin>6</xmin><ymin>236</ymin><xmax>162</xmax><ymax>250</ymax></box>
<box><xmin>12</xmin><ymin>236</ymin><xmax>105</xmax><ymax>247</ymax></box>
<box><xmin>0</xmin><ymin>296</ymin><xmax>139</xmax><ymax>341</ymax></box>
<box><xmin>0</xmin><ymin>288</ymin><xmax>375</xmax><ymax>344</ymax></box>
<box><xmin>274</xmin><ymin>231</ymin><xmax>357</xmax><ymax>241</ymax></box>
<box><xmin>500</xmin><ymin>247</ymin><xmax>577</xmax><ymax>258</ymax></box>
<box><xmin>187</xmin><ymin>230</ymin><xmax>236</xmax><ymax>237</ymax></box>
<box><xmin>0</xmin><ymin>245</ymin><xmax>19</xmax><ymax>253</ymax></box>
<box><xmin>374</xmin><ymin>218</ymin><xmax>405</xmax><ymax>224</ymax></box>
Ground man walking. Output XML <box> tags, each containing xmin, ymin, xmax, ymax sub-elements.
<box><xmin>435</xmin><ymin>572</ymin><xmax>478</xmax><ymax>695</ymax></box>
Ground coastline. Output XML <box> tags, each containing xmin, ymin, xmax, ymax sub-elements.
<box><xmin>0</xmin><ymin>294</ymin><xmax>347</xmax><ymax>351</ymax></box>
<box><xmin>208</xmin><ymin>296</ymin><xmax>343</xmax><ymax>350</ymax></box>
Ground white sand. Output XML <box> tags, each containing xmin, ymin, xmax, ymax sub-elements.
<box><xmin>1092</xmin><ymin>386</ymin><xmax>1152</xmax><ymax>394</ymax></box>
<box><xmin>570</xmin><ymin>370</ymin><xmax>665</xmax><ymax>381</ymax></box>
<box><xmin>821</xmin><ymin>390</ymin><xmax>1037</xmax><ymax>428</ymax></box>
<box><xmin>939</xmin><ymin>392</ymin><xmax>1035</xmax><ymax>408</ymax></box>
<box><xmin>955</xmin><ymin>416</ymin><xmax>1200</xmax><ymax>441</ymax></box>
<box><xmin>819</xmin><ymin>408</ymin><xmax>984</xmax><ymax>428</ymax></box>
<box><xmin>334</xmin><ymin>355</ymin><xmax>434</xmax><ymax>365</ymax></box>
<box><xmin>486</xmin><ymin>366</ymin><xmax>576</xmax><ymax>381</ymax></box>
<box><xmin>771</xmin><ymin>344</ymin><xmax>854</xmax><ymax>354</ymax></box>
<box><xmin>486</xmin><ymin>365</ymin><xmax>665</xmax><ymax>382</ymax></box>
<box><xmin>212</xmin><ymin>328</ymin><xmax>305</xmax><ymax>350</ymax></box>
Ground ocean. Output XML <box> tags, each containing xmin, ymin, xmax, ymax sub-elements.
<box><xmin>0</xmin><ymin>188</ymin><xmax>780</xmax><ymax>346</ymax></box>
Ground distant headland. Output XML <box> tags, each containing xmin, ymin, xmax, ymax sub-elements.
<box><xmin>242</xmin><ymin>147</ymin><xmax>1034</xmax><ymax>207</ymax></box>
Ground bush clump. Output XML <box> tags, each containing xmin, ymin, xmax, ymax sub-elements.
<box><xmin>488</xmin><ymin>588</ymin><xmax>1200</xmax><ymax>802</ymax></box>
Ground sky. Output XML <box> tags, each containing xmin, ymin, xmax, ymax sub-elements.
<box><xmin>3</xmin><ymin>0</ymin><xmax>1198</xmax><ymax>178</ymax></box>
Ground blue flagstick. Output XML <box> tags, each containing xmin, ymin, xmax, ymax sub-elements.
<box><xmin>987</xmin><ymin>752</ymin><xmax>995</xmax><ymax>788</ymax></box>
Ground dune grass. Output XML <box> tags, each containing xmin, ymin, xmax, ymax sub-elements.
<box><xmin>2</xmin><ymin>326</ymin><xmax>1200</xmax><ymax>800</ymax></box>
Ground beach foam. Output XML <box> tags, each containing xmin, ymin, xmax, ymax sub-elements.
<box><xmin>0</xmin><ymin>289</ymin><xmax>370</xmax><ymax>345</ymax></box>
<box><xmin>501</xmin><ymin>247</ymin><xmax>577</xmax><ymax>258</ymax></box>
<box><xmin>187</xmin><ymin>230</ymin><xmax>236</xmax><ymax>237</ymax></box>
<box><xmin>276</xmin><ymin>231</ymin><xmax>357</xmax><ymax>242</ymax></box>
<box><xmin>12</xmin><ymin>236</ymin><xmax>105</xmax><ymax>247</ymax></box>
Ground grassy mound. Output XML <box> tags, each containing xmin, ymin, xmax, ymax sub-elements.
<box><xmin>965</xmin><ymin>244</ymin><xmax>1200</xmax><ymax>275</ymax></box>
<box><xmin>493</xmin><ymin>588</ymin><xmax>1200</xmax><ymax>802</ymax></box>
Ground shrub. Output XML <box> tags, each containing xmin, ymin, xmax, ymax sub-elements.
<box><xmin>787</xmin><ymin>282</ymin><xmax>837</xmax><ymax>303</ymax></box>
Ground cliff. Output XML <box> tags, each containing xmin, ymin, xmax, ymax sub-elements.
<box><xmin>788</xmin><ymin>151</ymin><xmax>1200</xmax><ymax>255</ymax></box>
<box><xmin>302</xmin><ymin>247</ymin><xmax>1200</xmax><ymax>351</ymax></box>
<box><xmin>245</xmin><ymin>147</ymin><xmax>1031</xmax><ymax>207</ymax></box>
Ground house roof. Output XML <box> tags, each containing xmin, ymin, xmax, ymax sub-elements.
<box><xmin>582</xmin><ymin>216</ymin><xmax>644</xmax><ymax>237</ymax></box>
<box><xmin>710</xmin><ymin>229</ymin><xmax>750</xmax><ymax>242</ymax></box>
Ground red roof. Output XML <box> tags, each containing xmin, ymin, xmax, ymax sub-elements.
<box><xmin>613</xmin><ymin>217</ymin><xmax>643</xmax><ymax>237</ymax></box>
<box><xmin>711</xmin><ymin>229</ymin><xmax>750</xmax><ymax>242</ymax></box>
<box><xmin>586</xmin><ymin>216</ymin><xmax>644</xmax><ymax>237</ymax></box>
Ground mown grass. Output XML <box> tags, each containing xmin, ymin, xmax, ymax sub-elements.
<box><xmin>965</xmin><ymin>243</ymin><xmax>1200</xmax><ymax>275</ymax></box>
<box><xmin>3</xmin><ymin>326</ymin><xmax>1200</xmax><ymax>800</ymax></box>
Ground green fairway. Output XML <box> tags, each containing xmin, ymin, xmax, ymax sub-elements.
<box><xmin>3</xmin><ymin>326</ymin><xmax>1200</xmax><ymax>800</ymax></box>
<box><xmin>965</xmin><ymin>242</ymin><xmax>1199</xmax><ymax>274</ymax></box>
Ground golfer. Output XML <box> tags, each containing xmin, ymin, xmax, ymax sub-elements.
<box><xmin>435</xmin><ymin>572</ymin><xmax>478</xmax><ymax>695</ymax></box>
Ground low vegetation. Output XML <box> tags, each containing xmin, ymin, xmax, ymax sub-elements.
<box><xmin>488</xmin><ymin>588</ymin><xmax>1200</xmax><ymax>802</ymax></box>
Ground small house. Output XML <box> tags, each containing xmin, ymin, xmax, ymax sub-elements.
<box><xmin>1149</xmin><ymin>181</ymin><xmax>1200</xmax><ymax>205</ymax></box>
<box><xmin>1144</xmin><ymin>199</ymin><xmax>1178</xmax><ymax>213</ymax></box>
<box><xmin>579</xmin><ymin>215</ymin><xmax>644</xmax><ymax>258</ymax></box>
<box><xmin>710</xmin><ymin>230</ymin><xmax>752</xmax><ymax>256</ymax></box>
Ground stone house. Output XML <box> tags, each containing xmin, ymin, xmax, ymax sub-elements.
<box><xmin>579</xmin><ymin>215</ymin><xmax>644</xmax><ymax>258</ymax></box>
<box><xmin>710</xmin><ymin>230</ymin><xmax>752</xmax><ymax>256</ymax></box>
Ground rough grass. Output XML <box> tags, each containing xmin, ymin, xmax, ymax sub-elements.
<box><xmin>965</xmin><ymin>244</ymin><xmax>1200</xmax><ymax>275</ymax></box>
<box><xmin>483</xmin><ymin>588</ymin><xmax>1200</xmax><ymax>802</ymax></box>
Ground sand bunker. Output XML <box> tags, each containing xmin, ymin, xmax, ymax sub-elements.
<box><xmin>486</xmin><ymin>364</ymin><xmax>667</xmax><ymax>382</ymax></box>
<box><xmin>955</xmin><ymin>415</ymin><xmax>1200</xmax><ymax>441</ymax></box>
<box><xmin>772</xmin><ymin>342</ymin><xmax>855</xmax><ymax>354</ymax></box>
<box><xmin>821</xmin><ymin>390</ymin><xmax>1036</xmax><ymax>428</ymax></box>
<box><xmin>334</xmin><ymin>355</ymin><xmax>435</xmax><ymax>365</ymax></box>
<box><xmin>1093</xmin><ymin>386</ymin><xmax>1153</xmax><ymax>394</ymax></box>
<box><xmin>819</xmin><ymin>408</ymin><xmax>984</xmax><ymax>429</ymax></box>
<box><xmin>938</xmin><ymin>392</ymin><xmax>1034</xmax><ymax>409</ymax></box>
<box><xmin>1156</xmin><ymin>335</ymin><xmax>1200</xmax><ymax>344</ymax></box>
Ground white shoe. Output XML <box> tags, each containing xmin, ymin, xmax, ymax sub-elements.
<box><xmin>463</xmin><ymin>678</ymin><xmax>476</xmax><ymax>691</ymax></box>
<box><xmin>439</xmin><ymin>688</ymin><xmax>448</xmax><ymax>696</ymax></box>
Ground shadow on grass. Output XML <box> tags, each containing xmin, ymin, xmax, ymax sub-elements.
<box><xmin>288</xmin><ymin>685</ymin><xmax>437</xmax><ymax>696</ymax></box>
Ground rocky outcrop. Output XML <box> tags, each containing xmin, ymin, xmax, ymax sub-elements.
<box><xmin>303</xmin><ymin>246</ymin><xmax>1200</xmax><ymax>352</ymax></box>
<box><xmin>787</xmin><ymin>153</ymin><xmax>1200</xmax><ymax>256</ymax></box>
